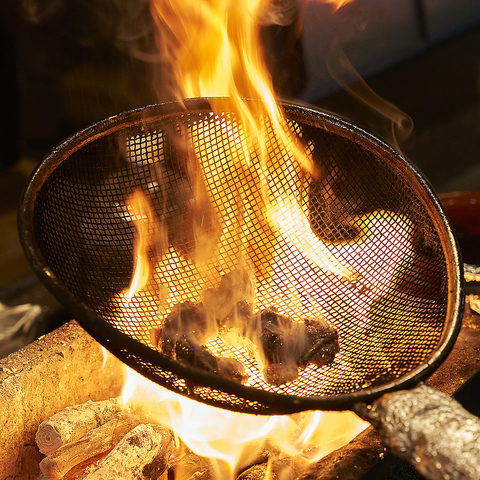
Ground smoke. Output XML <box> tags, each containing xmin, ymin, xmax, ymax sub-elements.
<box><xmin>325</xmin><ymin>40</ymin><xmax>414</xmax><ymax>147</ymax></box>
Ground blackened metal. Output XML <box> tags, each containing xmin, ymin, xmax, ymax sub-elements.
<box><xmin>18</xmin><ymin>98</ymin><xmax>463</xmax><ymax>413</ymax></box>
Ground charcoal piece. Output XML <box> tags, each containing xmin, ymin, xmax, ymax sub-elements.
<box><xmin>160</xmin><ymin>301</ymin><xmax>209</xmax><ymax>352</ymax></box>
<box><xmin>216</xmin><ymin>357</ymin><xmax>247</xmax><ymax>384</ymax></box>
<box><xmin>257</xmin><ymin>309</ymin><xmax>339</xmax><ymax>386</ymax></box>
<box><xmin>299</xmin><ymin>318</ymin><xmax>340</xmax><ymax>368</ymax></box>
<box><xmin>259</xmin><ymin>309</ymin><xmax>296</xmax><ymax>365</ymax></box>
<box><xmin>169</xmin><ymin>337</ymin><xmax>247</xmax><ymax>384</ymax></box>
<box><xmin>263</xmin><ymin>363</ymin><xmax>299</xmax><ymax>386</ymax></box>
<box><xmin>258</xmin><ymin>309</ymin><xmax>302</xmax><ymax>385</ymax></box>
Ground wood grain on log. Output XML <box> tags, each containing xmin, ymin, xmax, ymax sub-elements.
<box><xmin>80</xmin><ymin>423</ymin><xmax>174</xmax><ymax>480</ymax></box>
<box><xmin>36</xmin><ymin>397</ymin><xmax>124</xmax><ymax>455</ymax></box>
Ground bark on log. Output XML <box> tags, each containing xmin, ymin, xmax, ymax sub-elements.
<box><xmin>0</xmin><ymin>320</ymin><xmax>126</xmax><ymax>480</ymax></box>
<box><xmin>80</xmin><ymin>423</ymin><xmax>174</xmax><ymax>480</ymax></box>
<box><xmin>40</xmin><ymin>415</ymin><xmax>135</xmax><ymax>479</ymax></box>
<box><xmin>36</xmin><ymin>397</ymin><xmax>125</xmax><ymax>455</ymax></box>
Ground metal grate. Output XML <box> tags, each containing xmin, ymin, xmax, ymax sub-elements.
<box><xmin>20</xmin><ymin>99</ymin><xmax>463</xmax><ymax>414</ymax></box>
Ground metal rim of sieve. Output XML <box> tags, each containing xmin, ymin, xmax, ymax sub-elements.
<box><xmin>18</xmin><ymin>98</ymin><xmax>464</xmax><ymax>414</ymax></box>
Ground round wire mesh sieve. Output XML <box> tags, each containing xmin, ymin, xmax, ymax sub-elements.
<box><xmin>19</xmin><ymin>99</ymin><xmax>463</xmax><ymax>413</ymax></box>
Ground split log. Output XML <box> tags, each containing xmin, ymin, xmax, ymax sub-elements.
<box><xmin>39</xmin><ymin>415</ymin><xmax>135</xmax><ymax>479</ymax></box>
<box><xmin>38</xmin><ymin>452</ymin><xmax>109</xmax><ymax>480</ymax></box>
<box><xmin>62</xmin><ymin>452</ymin><xmax>111</xmax><ymax>480</ymax></box>
<box><xmin>80</xmin><ymin>423</ymin><xmax>174</xmax><ymax>479</ymax></box>
<box><xmin>36</xmin><ymin>397</ymin><xmax>124</xmax><ymax>455</ymax></box>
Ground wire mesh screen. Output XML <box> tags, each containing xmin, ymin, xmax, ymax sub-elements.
<box><xmin>24</xmin><ymin>100</ymin><xmax>461</xmax><ymax>413</ymax></box>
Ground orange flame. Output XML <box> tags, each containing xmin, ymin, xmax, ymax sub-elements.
<box><xmin>124</xmin><ymin>190</ymin><xmax>156</xmax><ymax>299</ymax></box>
<box><xmin>113</xmin><ymin>0</ymin><xmax>413</xmax><ymax>476</ymax></box>
<box><xmin>122</xmin><ymin>365</ymin><xmax>369</xmax><ymax>476</ymax></box>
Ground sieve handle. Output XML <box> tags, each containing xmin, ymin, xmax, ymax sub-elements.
<box><xmin>354</xmin><ymin>383</ymin><xmax>480</xmax><ymax>480</ymax></box>
<box><xmin>465</xmin><ymin>263</ymin><xmax>480</xmax><ymax>314</ymax></box>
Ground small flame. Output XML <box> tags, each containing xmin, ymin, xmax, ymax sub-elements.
<box><xmin>124</xmin><ymin>190</ymin><xmax>156</xmax><ymax>300</ymax></box>
<box><xmin>322</xmin><ymin>0</ymin><xmax>355</xmax><ymax>10</ymax></box>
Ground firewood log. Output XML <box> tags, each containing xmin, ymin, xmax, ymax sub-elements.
<box><xmin>62</xmin><ymin>452</ymin><xmax>110</xmax><ymax>480</ymax></box>
<box><xmin>36</xmin><ymin>398</ymin><xmax>124</xmax><ymax>455</ymax></box>
<box><xmin>170</xmin><ymin>451</ymin><xmax>221</xmax><ymax>479</ymax></box>
<box><xmin>39</xmin><ymin>415</ymin><xmax>135</xmax><ymax>479</ymax></box>
<box><xmin>237</xmin><ymin>457</ymin><xmax>302</xmax><ymax>479</ymax></box>
<box><xmin>38</xmin><ymin>452</ymin><xmax>110</xmax><ymax>480</ymax></box>
<box><xmin>79</xmin><ymin>423</ymin><xmax>174</xmax><ymax>479</ymax></box>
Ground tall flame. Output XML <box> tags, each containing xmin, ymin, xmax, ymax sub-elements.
<box><xmin>114</xmin><ymin>0</ymin><xmax>407</xmax><ymax>476</ymax></box>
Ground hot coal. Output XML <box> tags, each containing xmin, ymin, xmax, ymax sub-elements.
<box><xmin>257</xmin><ymin>309</ymin><xmax>339</xmax><ymax>386</ymax></box>
<box><xmin>160</xmin><ymin>301</ymin><xmax>210</xmax><ymax>350</ymax></box>
<box><xmin>155</xmin><ymin>302</ymin><xmax>246</xmax><ymax>384</ymax></box>
<box><xmin>301</xmin><ymin>318</ymin><xmax>340</xmax><ymax>368</ymax></box>
<box><xmin>155</xmin><ymin>271</ymin><xmax>339</xmax><ymax>387</ymax></box>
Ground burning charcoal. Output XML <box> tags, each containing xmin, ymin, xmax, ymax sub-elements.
<box><xmin>299</xmin><ymin>318</ymin><xmax>340</xmax><ymax>368</ymax></box>
<box><xmin>256</xmin><ymin>309</ymin><xmax>339</xmax><ymax>386</ymax></box>
<box><xmin>164</xmin><ymin>336</ymin><xmax>247</xmax><ymax>384</ymax></box>
<box><xmin>160</xmin><ymin>301</ymin><xmax>210</xmax><ymax>353</ymax></box>
<box><xmin>216</xmin><ymin>356</ymin><xmax>247</xmax><ymax>384</ymax></box>
<box><xmin>263</xmin><ymin>363</ymin><xmax>299</xmax><ymax>386</ymax></box>
<box><xmin>258</xmin><ymin>309</ymin><xmax>302</xmax><ymax>386</ymax></box>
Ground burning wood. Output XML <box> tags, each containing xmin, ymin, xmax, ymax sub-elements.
<box><xmin>256</xmin><ymin>309</ymin><xmax>339</xmax><ymax>386</ymax></box>
<box><xmin>79</xmin><ymin>424</ymin><xmax>174</xmax><ymax>479</ymax></box>
<box><xmin>36</xmin><ymin>400</ymin><xmax>175</xmax><ymax>480</ymax></box>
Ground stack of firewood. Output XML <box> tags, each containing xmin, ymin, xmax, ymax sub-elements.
<box><xmin>36</xmin><ymin>398</ymin><xmax>174</xmax><ymax>479</ymax></box>
<box><xmin>35</xmin><ymin>397</ymin><xmax>354</xmax><ymax>479</ymax></box>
